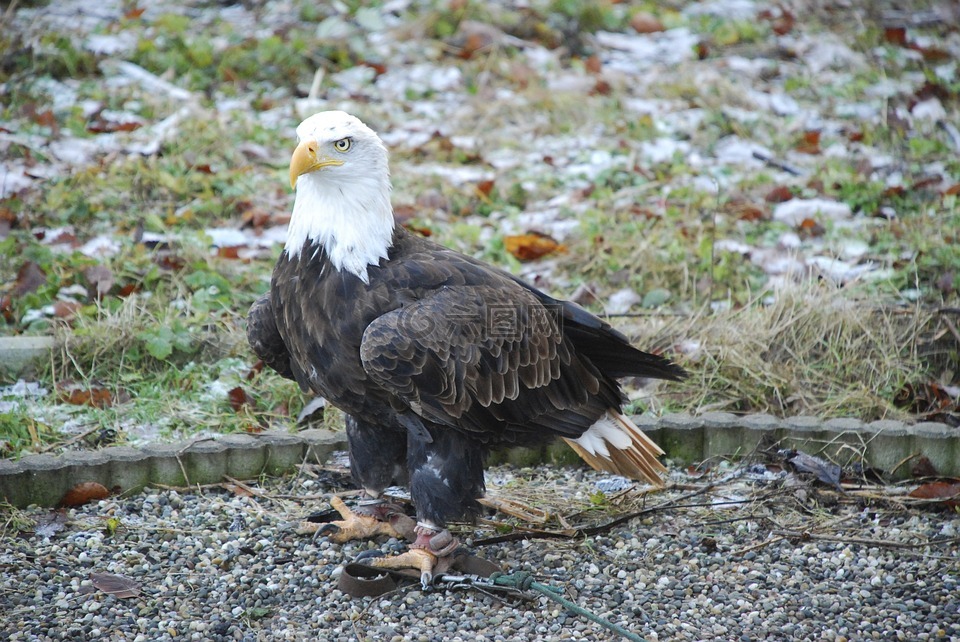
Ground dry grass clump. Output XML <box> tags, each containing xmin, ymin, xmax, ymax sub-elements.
<box><xmin>626</xmin><ymin>282</ymin><xmax>936</xmax><ymax>421</ymax></box>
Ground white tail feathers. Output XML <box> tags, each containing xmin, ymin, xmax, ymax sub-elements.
<box><xmin>563</xmin><ymin>410</ymin><xmax>666</xmax><ymax>486</ymax></box>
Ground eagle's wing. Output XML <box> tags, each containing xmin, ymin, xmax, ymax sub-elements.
<box><xmin>247</xmin><ymin>293</ymin><xmax>295</xmax><ymax>380</ymax></box>
<box><xmin>359</xmin><ymin>282</ymin><xmax>619</xmax><ymax>442</ymax></box>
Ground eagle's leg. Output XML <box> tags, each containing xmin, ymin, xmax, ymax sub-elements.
<box><xmin>365</xmin><ymin>420</ymin><xmax>485</xmax><ymax>586</ymax></box>
<box><xmin>299</xmin><ymin>416</ymin><xmax>415</xmax><ymax>541</ymax></box>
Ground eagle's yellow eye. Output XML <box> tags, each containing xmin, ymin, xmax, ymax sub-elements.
<box><xmin>333</xmin><ymin>138</ymin><xmax>351</xmax><ymax>152</ymax></box>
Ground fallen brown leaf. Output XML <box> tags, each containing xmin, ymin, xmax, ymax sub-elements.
<box><xmin>228</xmin><ymin>385</ymin><xmax>252</xmax><ymax>412</ymax></box>
<box><xmin>475</xmin><ymin>179</ymin><xmax>495</xmax><ymax>198</ymax></box>
<box><xmin>764</xmin><ymin>187</ymin><xmax>794</xmax><ymax>204</ymax></box>
<box><xmin>630</xmin><ymin>12</ymin><xmax>664</xmax><ymax>34</ymax></box>
<box><xmin>84</xmin><ymin>265</ymin><xmax>114</xmax><ymax>299</ymax></box>
<box><xmin>770</xmin><ymin>11</ymin><xmax>795</xmax><ymax>35</ymax></box>
<box><xmin>60</xmin><ymin>482</ymin><xmax>111</xmax><ymax>507</ymax></box>
<box><xmin>911</xmin><ymin>456</ymin><xmax>939</xmax><ymax>478</ymax></box>
<box><xmin>34</xmin><ymin>510</ymin><xmax>69</xmax><ymax>537</ymax></box>
<box><xmin>217</xmin><ymin>246</ymin><xmax>243</xmax><ymax>260</ymax></box>
<box><xmin>52</xmin><ymin>300</ymin><xmax>81</xmax><ymax>320</ymax></box>
<box><xmin>883</xmin><ymin>27</ymin><xmax>907</xmax><ymax>46</ymax></box>
<box><xmin>795</xmin><ymin>130</ymin><xmax>821</xmax><ymax>155</ymax></box>
<box><xmin>90</xmin><ymin>572</ymin><xmax>141</xmax><ymax>599</ymax></box>
<box><xmin>123</xmin><ymin>5</ymin><xmax>146</xmax><ymax>20</ymax></box>
<box><xmin>908</xmin><ymin>481</ymin><xmax>960</xmax><ymax>508</ymax></box>
<box><xmin>503</xmin><ymin>232</ymin><xmax>565</xmax><ymax>262</ymax></box>
<box><xmin>584</xmin><ymin>54</ymin><xmax>602</xmax><ymax>74</ymax></box>
<box><xmin>797</xmin><ymin>217</ymin><xmax>825</xmax><ymax>238</ymax></box>
<box><xmin>57</xmin><ymin>380</ymin><xmax>128</xmax><ymax>408</ymax></box>
<box><xmin>14</xmin><ymin>261</ymin><xmax>46</xmax><ymax>297</ymax></box>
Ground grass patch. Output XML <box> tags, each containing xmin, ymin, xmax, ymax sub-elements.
<box><xmin>622</xmin><ymin>282</ymin><xmax>937</xmax><ymax>419</ymax></box>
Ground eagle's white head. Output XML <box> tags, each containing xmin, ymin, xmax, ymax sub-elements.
<box><xmin>286</xmin><ymin>111</ymin><xmax>394</xmax><ymax>283</ymax></box>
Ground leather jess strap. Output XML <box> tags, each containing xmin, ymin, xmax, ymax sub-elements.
<box><xmin>337</xmin><ymin>552</ymin><xmax>502</xmax><ymax>597</ymax></box>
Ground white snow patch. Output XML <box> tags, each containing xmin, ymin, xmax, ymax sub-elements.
<box><xmin>714</xmin><ymin>239</ymin><xmax>751</xmax><ymax>254</ymax></box>
<box><xmin>606</xmin><ymin>288</ymin><xmax>641</xmax><ymax>314</ymax></box>
<box><xmin>401</xmin><ymin>163</ymin><xmax>494</xmax><ymax>185</ymax></box>
<box><xmin>806</xmin><ymin>256</ymin><xmax>882</xmax><ymax>283</ymax></box>
<box><xmin>911</xmin><ymin>98</ymin><xmax>947</xmax><ymax>122</ymax></box>
<box><xmin>205</xmin><ymin>228</ymin><xmax>250</xmax><ymax>248</ymax></box>
<box><xmin>790</xmin><ymin>34</ymin><xmax>867</xmax><ymax>73</ymax></box>
<box><xmin>85</xmin><ymin>33</ymin><xmax>136</xmax><ymax>55</ymax></box>
<box><xmin>682</xmin><ymin>0</ymin><xmax>756</xmax><ymax>19</ymax></box>
<box><xmin>772</xmin><ymin>198</ymin><xmax>852</xmax><ymax>225</ymax></box>
<box><xmin>748</xmin><ymin>90</ymin><xmax>802</xmax><ymax>116</ymax></box>
<box><xmin>639</xmin><ymin>138</ymin><xmax>691</xmax><ymax>164</ymax></box>
<box><xmin>595</xmin><ymin>28</ymin><xmax>699</xmax><ymax>71</ymax></box>
<box><xmin>713</xmin><ymin>136</ymin><xmax>770</xmax><ymax>168</ymax></box>
<box><xmin>80</xmin><ymin>235</ymin><xmax>122</xmax><ymax>258</ymax></box>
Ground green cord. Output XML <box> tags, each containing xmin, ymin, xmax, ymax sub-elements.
<box><xmin>488</xmin><ymin>572</ymin><xmax>648</xmax><ymax>642</ymax></box>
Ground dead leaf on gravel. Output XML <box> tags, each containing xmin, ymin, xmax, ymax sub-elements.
<box><xmin>787</xmin><ymin>451</ymin><xmax>842</xmax><ymax>490</ymax></box>
<box><xmin>33</xmin><ymin>510</ymin><xmax>68</xmax><ymax>537</ymax></box>
<box><xmin>60</xmin><ymin>482</ymin><xmax>111</xmax><ymax>507</ymax></box>
<box><xmin>908</xmin><ymin>481</ymin><xmax>960</xmax><ymax>508</ymax></box>
<box><xmin>911</xmin><ymin>456</ymin><xmax>939</xmax><ymax>478</ymax></box>
<box><xmin>90</xmin><ymin>572</ymin><xmax>141</xmax><ymax>599</ymax></box>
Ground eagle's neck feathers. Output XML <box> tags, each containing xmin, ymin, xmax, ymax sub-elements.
<box><xmin>285</xmin><ymin>170</ymin><xmax>394</xmax><ymax>284</ymax></box>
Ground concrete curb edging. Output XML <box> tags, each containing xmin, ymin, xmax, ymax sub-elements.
<box><xmin>1</xmin><ymin>414</ymin><xmax>957</xmax><ymax>508</ymax></box>
<box><xmin>0</xmin><ymin>429</ymin><xmax>347</xmax><ymax>509</ymax></box>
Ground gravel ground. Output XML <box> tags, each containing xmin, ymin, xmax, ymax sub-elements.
<box><xmin>2</xmin><ymin>460</ymin><xmax>959</xmax><ymax>642</ymax></box>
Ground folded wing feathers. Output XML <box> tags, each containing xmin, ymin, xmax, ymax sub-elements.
<box><xmin>563</xmin><ymin>410</ymin><xmax>666</xmax><ymax>486</ymax></box>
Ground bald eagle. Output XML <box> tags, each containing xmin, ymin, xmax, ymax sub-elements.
<box><xmin>247</xmin><ymin>111</ymin><xmax>685</xmax><ymax>581</ymax></box>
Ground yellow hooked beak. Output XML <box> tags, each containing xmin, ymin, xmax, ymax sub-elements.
<box><xmin>289</xmin><ymin>139</ymin><xmax>345</xmax><ymax>189</ymax></box>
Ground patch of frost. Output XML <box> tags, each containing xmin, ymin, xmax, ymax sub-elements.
<box><xmin>606</xmin><ymin>288</ymin><xmax>641</xmax><ymax>314</ymax></box>
<box><xmin>682</xmin><ymin>0</ymin><xmax>756</xmax><ymax>19</ymax></box>
<box><xmin>911</xmin><ymin>98</ymin><xmax>947</xmax><ymax>122</ymax></box>
<box><xmin>80</xmin><ymin>235</ymin><xmax>122</xmax><ymax>258</ymax></box>
<box><xmin>595</xmin><ymin>28</ymin><xmax>699</xmax><ymax>72</ymax></box>
<box><xmin>639</xmin><ymin>138</ymin><xmax>691</xmax><ymax>164</ymax></box>
<box><xmin>772</xmin><ymin>198</ymin><xmax>852</xmax><ymax>225</ymax></box>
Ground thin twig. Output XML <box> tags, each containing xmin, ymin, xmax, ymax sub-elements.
<box><xmin>940</xmin><ymin>313</ymin><xmax>960</xmax><ymax>345</ymax></box>
<box><xmin>730</xmin><ymin>535</ymin><xmax>786</xmax><ymax>556</ymax></box>
<box><xmin>752</xmin><ymin>151</ymin><xmax>803</xmax><ymax>176</ymax></box>
<box><xmin>38</xmin><ymin>423</ymin><xmax>99</xmax><ymax>453</ymax></box>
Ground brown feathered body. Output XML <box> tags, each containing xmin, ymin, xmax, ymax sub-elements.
<box><xmin>249</xmin><ymin>225</ymin><xmax>684</xmax><ymax>526</ymax></box>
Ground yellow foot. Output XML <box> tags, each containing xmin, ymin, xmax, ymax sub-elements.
<box><xmin>297</xmin><ymin>496</ymin><xmax>403</xmax><ymax>542</ymax></box>
<box><xmin>369</xmin><ymin>547</ymin><xmax>439</xmax><ymax>586</ymax></box>
<box><xmin>362</xmin><ymin>526</ymin><xmax>460</xmax><ymax>587</ymax></box>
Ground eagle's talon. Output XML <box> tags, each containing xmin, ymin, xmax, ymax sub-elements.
<box><xmin>316</xmin><ymin>523</ymin><xmax>341</xmax><ymax>537</ymax></box>
<box><xmin>354</xmin><ymin>549</ymin><xmax>385</xmax><ymax>562</ymax></box>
